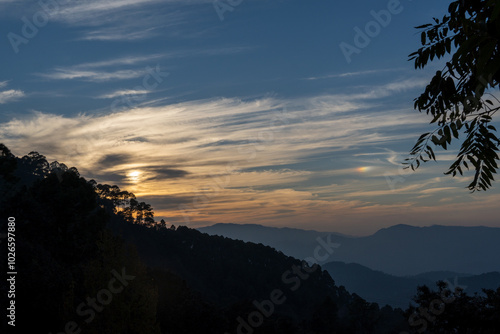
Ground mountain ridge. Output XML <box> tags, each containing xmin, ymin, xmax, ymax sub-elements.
<box><xmin>199</xmin><ymin>223</ymin><xmax>500</xmax><ymax>276</ymax></box>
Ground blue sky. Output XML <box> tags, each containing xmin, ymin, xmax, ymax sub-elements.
<box><xmin>1</xmin><ymin>0</ymin><xmax>498</xmax><ymax>235</ymax></box>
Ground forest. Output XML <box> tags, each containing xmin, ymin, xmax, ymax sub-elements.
<box><xmin>1</xmin><ymin>144</ymin><xmax>499</xmax><ymax>333</ymax></box>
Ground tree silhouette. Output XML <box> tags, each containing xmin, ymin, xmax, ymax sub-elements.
<box><xmin>120</xmin><ymin>197</ymin><xmax>155</xmax><ymax>226</ymax></box>
<box><xmin>159</xmin><ymin>219</ymin><xmax>167</xmax><ymax>229</ymax></box>
<box><xmin>404</xmin><ymin>280</ymin><xmax>500</xmax><ymax>333</ymax></box>
<box><xmin>94</xmin><ymin>183</ymin><xmax>136</xmax><ymax>214</ymax></box>
<box><xmin>21</xmin><ymin>151</ymin><xmax>50</xmax><ymax>177</ymax></box>
<box><xmin>0</xmin><ymin>145</ymin><xmax>161</xmax><ymax>333</ymax></box>
<box><xmin>406</xmin><ymin>0</ymin><xmax>500</xmax><ymax>191</ymax></box>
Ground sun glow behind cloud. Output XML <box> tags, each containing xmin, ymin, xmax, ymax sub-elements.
<box><xmin>127</xmin><ymin>170</ymin><xmax>142</xmax><ymax>183</ymax></box>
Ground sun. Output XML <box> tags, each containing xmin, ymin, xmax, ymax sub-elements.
<box><xmin>128</xmin><ymin>170</ymin><xmax>142</xmax><ymax>182</ymax></box>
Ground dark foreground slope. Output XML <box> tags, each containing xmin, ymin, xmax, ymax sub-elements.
<box><xmin>108</xmin><ymin>220</ymin><xmax>408</xmax><ymax>333</ymax></box>
<box><xmin>4</xmin><ymin>146</ymin><xmax>499</xmax><ymax>333</ymax></box>
<box><xmin>0</xmin><ymin>146</ymin><xmax>408</xmax><ymax>334</ymax></box>
<box><xmin>0</xmin><ymin>149</ymin><xmax>160</xmax><ymax>334</ymax></box>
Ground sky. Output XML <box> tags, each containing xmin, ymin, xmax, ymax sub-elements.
<box><xmin>0</xmin><ymin>0</ymin><xmax>499</xmax><ymax>236</ymax></box>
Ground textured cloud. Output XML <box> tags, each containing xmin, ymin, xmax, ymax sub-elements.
<box><xmin>39</xmin><ymin>69</ymin><xmax>146</xmax><ymax>81</ymax></box>
<box><xmin>36</xmin><ymin>55</ymin><xmax>163</xmax><ymax>82</ymax></box>
<box><xmin>0</xmin><ymin>81</ymin><xmax>24</xmax><ymax>104</ymax></box>
<box><xmin>305</xmin><ymin>68</ymin><xmax>404</xmax><ymax>80</ymax></box>
<box><xmin>0</xmin><ymin>82</ymin><xmax>422</xmax><ymax>175</ymax></box>
<box><xmin>1</xmin><ymin>78</ymin><xmax>498</xmax><ymax>233</ymax></box>
<box><xmin>46</xmin><ymin>0</ymin><xmax>211</xmax><ymax>41</ymax></box>
<box><xmin>97</xmin><ymin>89</ymin><xmax>150</xmax><ymax>99</ymax></box>
<box><xmin>0</xmin><ymin>89</ymin><xmax>24</xmax><ymax>104</ymax></box>
<box><xmin>0</xmin><ymin>0</ymin><xmax>212</xmax><ymax>41</ymax></box>
<box><xmin>37</xmin><ymin>49</ymin><xmax>247</xmax><ymax>82</ymax></box>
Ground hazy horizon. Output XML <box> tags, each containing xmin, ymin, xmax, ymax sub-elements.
<box><xmin>197</xmin><ymin>221</ymin><xmax>500</xmax><ymax>238</ymax></box>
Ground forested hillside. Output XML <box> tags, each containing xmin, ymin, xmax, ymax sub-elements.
<box><xmin>1</xmin><ymin>144</ymin><xmax>499</xmax><ymax>333</ymax></box>
<box><xmin>0</xmin><ymin>145</ymin><xmax>407</xmax><ymax>333</ymax></box>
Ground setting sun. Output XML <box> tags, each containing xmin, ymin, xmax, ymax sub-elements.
<box><xmin>128</xmin><ymin>170</ymin><xmax>141</xmax><ymax>182</ymax></box>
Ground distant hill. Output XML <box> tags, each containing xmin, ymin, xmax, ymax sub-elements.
<box><xmin>199</xmin><ymin>223</ymin><xmax>500</xmax><ymax>276</ymax></box>
<box><xmin>198</xmin><ymin>223</ymin><xmax>346</xmax><ymax>261</ymax></box>
<box><xmin>322</xmin><ymin>261</ymin><xmax>500</xmax><ymax>309</ymax></box>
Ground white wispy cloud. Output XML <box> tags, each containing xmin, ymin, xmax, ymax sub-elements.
<box><xmin>0</xmin><ymin>90</ymin><xmax>24</xmax><ymax>104</ymax></box>
<box><xmin>37</xmin><ymin>49</ymin><xmax>248</xmax><ymax>81</ymax></box>
<box><xmin>0</xmin><ymin>0</ymin><xmax>212</xmax><ymax>40</ymax></box>
<box><xmin>51</xmin><ymin>0</ymin><xmax>167</xmax><ymax>24</ymax></box>
<box><xmin>81</xmin><ymin>26</ymin><xmax>161</xmax><ymax>41</ymax></box>
<box><xmin>76</xmin><ymin>8</ymin><xmax>188</xmax><ymax>41</ymax></box>
<box><xmin>97</xmin><ymin>89</ymin><xmax>150</xmax><ymax>99</ymax></box>
<box><xmin>38</xmin><ymin>68</ymin><xmax>146</xmax><ymax>81</ymax></box>
<box><xmin>323</xmin><ymin>78</ymin><xmax>429</xmax><ymax>101</ymax></box>
<box><xmin>45</xmin><ymin>0</ymin><xmax>211</xmax><ymax>41</ymax></box>
<box><xmin>37</xmin><ymin>54</ymin><xmax>164</xmax><ymax>82</ymax></box>
<box><xmin>305</xmin><ymin>68</ymin><xmax>405</xmax><ymax>80</ymax></box>
<box><xmin>0</xmin><ymin>81</ymin><xmax>24</xmax><ymax>103</ymax></box>
<box><xmin>75</xmin><ymin>55</ymin><xmax>165</xmax><ymax>69</ymax></box>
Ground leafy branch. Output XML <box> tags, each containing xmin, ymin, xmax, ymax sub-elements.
<box><xmin>406</xmin><ymin>0</ymin><xmax>500</xmax><ymax>191</ymax></box>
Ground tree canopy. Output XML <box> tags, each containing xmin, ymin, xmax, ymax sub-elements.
<box><xmin>404</xmin><ymin>281</ymin><xmax>500</xmax><ymax>333</ymax></box>
<box><xmin>405</xmin><ymin>0</ymin><xmax>500</xmax><ymax>191</ymax></box>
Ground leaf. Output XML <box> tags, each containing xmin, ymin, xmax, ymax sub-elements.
<box><xmin>415</xmin><ymin>23</ymin><xmax>433</xmax><ymax>29</ymax></box>
<box><xmin>426</xmin><ymin>145</ymin><xmax>436</xmax><ymax>161</ymax></box>
<box><xmin>451</xmin><ymin>123</ymin><xmax>459</xmax><ymax>139</ymax></box>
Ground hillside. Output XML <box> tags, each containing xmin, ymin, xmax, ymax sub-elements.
<box><xmin>0</xmin><ymin>146</ymin><xmax>408</xmax><ymax>334</ymax></box>
<box><xmin>2</xmin><ymin>145</ymin><xmax>499</xmax><ymax>333</ymax></box>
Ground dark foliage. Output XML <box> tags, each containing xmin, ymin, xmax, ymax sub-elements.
<box><xmin>404</xmin><ymin>281</ymin><xmax>500</xmax><ymax>333</ymax></box>
<box><xmin>0</xmin><ymin>147</ymin><xmax>160</xmax><ymax>334</ymax></box>
<box><xmin>406</xmin><ymin>0</ymin><xmax>500</xmax><ymax>191</ymax></box>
